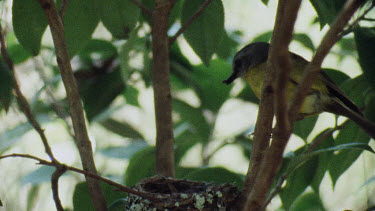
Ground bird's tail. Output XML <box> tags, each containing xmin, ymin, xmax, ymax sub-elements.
<box><xmin>327</xmin><ymin>99</ymin><xmax>375</xmax><ymax>140</ymax></box>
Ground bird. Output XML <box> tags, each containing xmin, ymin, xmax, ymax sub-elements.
<box><xmin>223</xmin><ymin>42</ymin><xmax>375</xmax><ymax>139</ymax></box>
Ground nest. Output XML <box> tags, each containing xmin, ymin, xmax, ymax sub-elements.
<box><xmin>117</xmin><ymin>175</ymin><xmax>240</xmax><ymax>210</ymax></box>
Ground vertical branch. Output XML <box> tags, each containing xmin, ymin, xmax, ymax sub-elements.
<box><xmin>151</xmin><ymin>0</ymin><xmax>176</xmax><ymax>177</ymax></box>
<box><xmin>237</xmin><ymin>0</ymin><xmax>289</xmax><ymax>208</ymax></box>
<box><xmin>244</xmin><ymin>0</ymin><xmax>302</xmax><ymax>210</ymax></box>
<box><xmin>36</xmin><ymin>1</ymin><xmax>108</xmax><ymax>210</ymax></box>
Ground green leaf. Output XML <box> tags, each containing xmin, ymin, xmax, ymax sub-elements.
<box><xmin>280</xmin><ymin>154</ymin><xmax>319</xmax><ymax>210</ymax></box>
<box><xmin>181</xmin><ymin>0</ymin><xmax>224</xmax><ymax>66</ymax></box>
<box><xmin>329</xmin><ymin>122</ymin><xmax>372</xmax><ymax>186</ymax></box>
<box><xmin>340</xmin><ymin>75</ymin><xmax>375</xmax><ymax>122</ymax></box>
<box><xmin>0</xmin><ymin>115</ymin><xmax>51</xmax><ymax>154</ymax></box>
<box><xmin>354</xmin><ymin>27</ymin><xmax>375</xmax><ymax>89</ymax></box>
<box><xmin>119</xmin><ymin>31</ymin><xmax>148</xmax><ymax>82</ymax></box>
<box><xmin>260</xmin><ymin>0</ymin><xmax>269</xmax><ymax>6</ymax></box>
<box><xmin>175</xmin><ymin>167</ymin><xmax>199</xmax><ymax>178</ymax></box>
<box><xmin>6</xmin><ymin>32</ymin><xmax>32</xmax><ymax>64</ymax></box>
<box><xmin>216</xmin><ymin>31</ymin><xmax>240</xmax><ymax>60</ymax></box>
<box><xmin>94</xmin><ymin>0</ymin><xmax>140</xmax><ymax>39</ymax></box>
<box><xmin>293</xmin><ymin>116</ymin><xmax>318</xmax><ymax>141</ymax></box>
<box><xmin>26</xmin><ymin>186</ymin><xmax>39</xmax><ymax>211</ymax></box>
<box><xmin>64</xmin><ymin>0</ymin><xmax>99</xmax><ymax>58</ymax></box>
<box><xmin>364</xmin><ymin>90</ymin><xmax>375</xmax><ymax>123</ymax></box>
<box><xmin>124</xmin><ymin>146</ymin><xmax>155</xmax><ymax>187</ymax></box>
<box><xmin>98</xmin><ymin>141</ymin><xmax>148</xmax><ymax>159</ymax></box>
<box><xmin>310</xmin><ymin>130</ymin><xmax>335</xmax><ymax>192</ymax></box>
<box><xmin>235</xmin><ymin>131</ymin><xmax>253</xmax><ymax>160</ymax></box>
<box><xmin>293</xmin><ymin>33</ymin><xmax>315</xmax><ymax>51</ymax></box>
<box><xmin>21</xmin><ymin>166</ymin><xmax>58</xmax><ymax>185</ymax></box>
<box><xmin>123</xmin><ymin>86</ymin><xmax>140</xmax><ymax>107</ymax></box>
<box><xmin>192</xmin><ymin>59</ymin><xmax>233</xmax><ymax>111</ymax></box>
<box><xmin>99</xmin><ymin>118</ymin><xmax>144</xmax><ymax>139</ymax></box>
<box><xmin>12</xmin><ymin>0</ymin><xmax>47</xmax><ymax>55</ymax></box>
<box><xmin>289</xmin><ymin>192</ymin><xmax>325</xmax><ymax>211</ymax></box>
<box><xmin>173</xmin><ymin>99</ymin><xmax>211</xmax><ymax>143</ymax></box>
<box><xmin>0</xmin><ymin>199</ymin><xmax>2</xmax><ymax>207</ymax></box>
<box><xmin>251</xmin><ymin>31</ymin><xmax>272</xmax><ymax>43</ymax></box>
<box><xmin>79</xmin><ymin>67</ymin><xmax>125</xmax><ymax>121</ymax></box>
<box><xmin>170</xmin><ymin>43</ymin><xmax>197</xmax><ymax>90</ymax></box>
<box><xmin>309</xmin><ymin>0</ymin><xmax>345</xmax><ymax>28</ymax></box>
<box><xmin>78</xmin><ymin>39</ymin><xmax>118</xmax><ymax>62</ymax></box>
<box><xmin>73</xmin><ymin>181</ymin><xmax>126</xmax><ymax>211</ymax></box>
<box><xmin>174</xmin><ymin>124</ymin><xmax>200</xmax><ymax>163</ymax></box>
<box><xmin>323</xmin><ymin>68</ymin><xmax>350</xmax><ymax>86</ymax></box>
<box><xmin>183</xmin><ymin>167</ymin><xmax>244</xmax><ymax>188</ymax></box>
<box><xmin>0</xmin><ymin>59</ymin><xmax>13</xmax><ymax>112</ymax></box>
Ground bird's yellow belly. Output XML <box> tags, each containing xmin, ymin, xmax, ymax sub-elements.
<box><xmin>245</xmin><ymin>67</ymin><xmax>323</xmax><ymax>116</ymax></box>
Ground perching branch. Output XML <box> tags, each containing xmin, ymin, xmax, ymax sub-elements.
<box><xmin>151</xmin><ymin>0</ymin><xmax>177</xmax><ymax>177</ymax></box>
<box><xmin>244</xmin><ymin>0</ymin><xmax>302</xmax><ymax>210</ymax></box>
<box><xmin>36</xmin><ymin>1</ymin><xmax>107</xmax><ymax>210</ymax></box>
<box><xmin>130</xmin><ymin>0</ymin><xmax>152</xmax><ymax>17</ymax></box>
<box><xmin>169</xmin><ymin>0</ymin><xmax>213</xmax><ymax>46</ymax></box>
<box><xmin>0</xmin><ymin>24</ymin><xmax>64</xmax><ymax>211</ymax></box>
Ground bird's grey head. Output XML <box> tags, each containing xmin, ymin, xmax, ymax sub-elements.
<box><xmin>223</xmin><ymin>42</ymin><xmax>270</xmax><ymax>85</ymax></box>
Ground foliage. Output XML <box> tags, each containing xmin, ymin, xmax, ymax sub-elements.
<box><xmin>1</xmin><ymin>0</ymin><xmax>375</xmax><ymax>210</ymax></box>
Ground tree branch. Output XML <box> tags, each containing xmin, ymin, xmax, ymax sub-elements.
<box><xmin>36</xmin><ymin>1</ymin><xmax>108</xmax><ymax>210</ymax></box>
<box><xmin>0</xmin><ymin>24</ymin><xmax>57</xmax><ymax>163</ymax></box>
<box><xmin>151</xmin><ymin>0</ymin><xmax>177</xmax><ymax>177</ymax></box>
<box><xmin>339</xmin><ymin>2</ymin><xmax>375</xmax><ymax>38</ymax></box>
<box><xmin>130</xmin><ymin>0</ymin><xmax>152</xmax><ymax>17</ymax></box>
<box><xmin>58</xmin><ymin>0</ymin><xmax>69</xmax><ymax>19</ymax></box>
<box><xmin>244</xmin><ymin>0</ymin><xmax>302</xmax><ymax>210</ymax></box>
<box><xmin>169</xmin><ymin>0</ymin><xmax>213</xmax><ymax>46</ymax></box>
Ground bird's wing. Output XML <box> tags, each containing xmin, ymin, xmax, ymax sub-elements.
<box><xmin>320</xmin><ymin>71</ymin><xmax>363</xmax><ymax>116</ymax></box>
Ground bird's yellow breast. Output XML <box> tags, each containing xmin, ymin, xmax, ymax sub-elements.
<box><xmin>244</xmin><ymin>62</ymin><xmax>330</xmax><ymax>116</ymax></box>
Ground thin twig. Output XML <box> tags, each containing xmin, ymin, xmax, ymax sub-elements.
<box><xmin>339</xmin><ymin>2</ymin><xmax>375</xmax><ymax>38</ymax></box>
<box><xmin>33</xmin><ymin>58</ymin><xmax>75</xmax><ymax>138</ymax></box>
<box><xmin>169</xmin><ymin>0</ymin><xmax>213</xmax><ymax>46</ymax></box>
<box><xmin>37</xmin><ymin>0</ymin><xmax>107</xmax><ymax>209</ymax></box>
<box><xmin>130</xmin><ymin>0</ymin><xmax>152</xmax><ymax>16</ymax></box>
<box><xmin>51</xmin><ymin>167</ymin><xmax>66</xmax><ymax>211</ymax></box>
<box><xmin>0</xmin><ymin>24</ymin><xmax>57</xmax><ymax>163</ymax></box>
<box><xmin>0</xmin><ymin>23</ymin><xmax>65</xmax><ymax>210</ymax></box>
<box><xmin>0</xmin><ymin>153</ymin><xmax>161</xmax><ymax>202</ymax></box>
<box><xmin>58</xmin><ymin>0</ymin><xmax>69</xmax><ymax>19</ymax></box>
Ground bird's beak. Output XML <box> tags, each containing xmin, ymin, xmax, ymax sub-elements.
<box><xmin>223</xmin><ymin>72</ymin><xmax>238</xmax><ymax>85</ymax></box>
